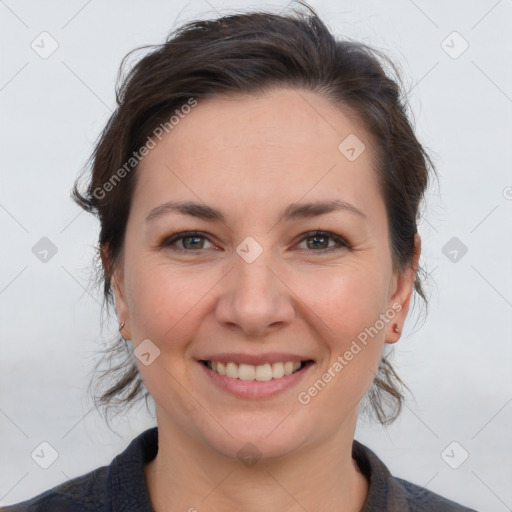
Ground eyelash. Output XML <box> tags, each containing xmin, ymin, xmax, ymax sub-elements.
<box><xmin>160</xmin><ymin>230</ymin><xmax>350</xmax><ymax>254</ymax></box>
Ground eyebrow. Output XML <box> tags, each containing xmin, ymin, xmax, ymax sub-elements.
<box><xmin>145</xmin><ymin>198</ymin><xmax>366</xmax><ymax>224</ymax></box>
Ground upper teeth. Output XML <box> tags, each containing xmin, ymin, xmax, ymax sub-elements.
<box><xmin>207</xmin><ymin>361</ymin><xmax>302</xmax><ymax>381</ymax></box>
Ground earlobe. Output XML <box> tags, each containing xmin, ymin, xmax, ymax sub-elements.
<box><xmin>385</xmin><ymin>233</ymin><xmax>421</xmax><ymax>344</ymax></box>
<box><xmin>102</xmin><ymin>245</ymin><xmax>132</xmax><ymax>340</ymax></box>
<box><xmin>112</xmin><ymin>271</ymin><xmax>132</xmax><ymax>340</ymax></box>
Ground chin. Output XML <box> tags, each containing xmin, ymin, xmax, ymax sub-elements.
<box><xmin>200</xmin><ymin>411</ymin><xmax>313</xmax><ymax>462</ymax></box>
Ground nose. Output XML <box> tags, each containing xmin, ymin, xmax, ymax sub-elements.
<box><xmin>214</xmin><ymin>249</ymin><xmax>295</xmax><ymax>337</ymax></box>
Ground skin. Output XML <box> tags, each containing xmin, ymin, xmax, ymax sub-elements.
<box><xmin>109</xmin><ymin>87</ymin><xmax>421</xmax><ymax>512</ymax></box>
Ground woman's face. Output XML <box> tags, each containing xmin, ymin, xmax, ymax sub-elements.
<box><xmin>112</xmin><ymin>88</ymin><xmax>418</xmax><ymax>459</ymax></box>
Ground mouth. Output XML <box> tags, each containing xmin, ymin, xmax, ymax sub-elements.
<box><xmin>199</xmin><ymin>359</ymin><xmax>314</xmax><ymax>382</ymax></box>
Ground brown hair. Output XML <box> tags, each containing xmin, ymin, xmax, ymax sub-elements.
<box><xmin>73</xmin><ymin>1</ymin><xmax>435</xmax><ymax>426</ymax></box>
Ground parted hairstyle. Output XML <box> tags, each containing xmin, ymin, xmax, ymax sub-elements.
<box><xmin>73</xmin><ymin>1</ymin><xmax>435</xmax><ymax>426</ymax></box>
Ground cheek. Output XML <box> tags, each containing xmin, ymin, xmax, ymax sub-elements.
<box><xmin>294</xmin><ymin>274</ymin><xmax>388</xmax><ymax>416</ymax></box>
<box><xmin>294</xmin><ymin>259</ymin><xmax>390</xmax><ymax>341</ymax></box>
<box><xmin>124</xmin><ymin>257</ymin><xmax>216</xmax><ymax>345</ymax></box>
<box><xmin>292</xmin><ymin>262</ymin><xmax>389</xmax><ymax>393</ymax></box>
<box><xmin>125</xmin><ymin>261</ymin><xmax>210</xmax><ymax>409</ymax></box>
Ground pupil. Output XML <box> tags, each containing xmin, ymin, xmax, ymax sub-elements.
<box><xmin>184</xmin><ymin>236</ymin><xmax>202</xmax><ymax>249</ymax></box>
<box><xmin>308</xmin><ymin>236</ymin><xmax>327</xmax><ymax>249</ymax></box>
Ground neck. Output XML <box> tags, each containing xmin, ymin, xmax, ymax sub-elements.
<box><xmin>144</xmin><ymin>410</ymin><xmax>369</xmax><ymax>512</ymax></box>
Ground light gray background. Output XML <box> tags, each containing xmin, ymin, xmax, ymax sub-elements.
<box><xmin>1</xmin><ymin>1</ymin><xmax>511</xmax><ymax>510</ymax></box>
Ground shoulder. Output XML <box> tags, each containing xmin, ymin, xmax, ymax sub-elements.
<box><xmin>0</xmin><ymin>466</ymin><xmax>109</xmax><ymax>512</ymax></box>
<box><xmin>352</xmin><ymin>440</ymin><xmax>478</xmax><ymax>512</ymax></box>
<box><xmin>394</xmin><ymin>476</ymin><xmax>478</xmax><ymax>511</ymax></box>
<box><xmin>1</xmin><ymin>426</ymin><xmax>158</xmax><ymax>512</ymax></box>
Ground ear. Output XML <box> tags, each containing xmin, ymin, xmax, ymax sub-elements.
<box><xmin>101</xmin><ymin>244</ymin><xmax>132</xmax><ymax>341</ymax></box>
<box><xmin>385</xmin><ymin>233</ymin><xmax>421</xmax><ymax>344</ymax></box>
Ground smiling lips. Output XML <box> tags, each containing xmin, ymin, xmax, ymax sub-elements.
<box><xmin>204</xmin><ymin>360</ymin><xmax>305</xmax><ymax>381</ymax></box>
<box><xmin>198</xmin><ymin>354</ymin><xmax>314</xmax><ymax>399</ymax></box>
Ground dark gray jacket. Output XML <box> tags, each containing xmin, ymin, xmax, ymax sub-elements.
<box><xmin>1</xmin><ymin>427</ymin><xmax>478</xmax><ymax>511</ymax></box>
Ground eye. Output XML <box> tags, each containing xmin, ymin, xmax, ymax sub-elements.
<box><xmin>160</xmin><ymin>230</ymin><xmax>350</xmax><ymax>254</ymax></box>
<box><xmin>161</xmin><ymin>231</ymin><xmax>215</xmax><ymax>252</ymax></box>
<box><xmin>296</xmin><ymin>231</ymin><xmax>349</xmax><ymax>253</ymax></box>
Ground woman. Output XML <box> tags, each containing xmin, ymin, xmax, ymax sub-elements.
<box><xmin>2</xmin><ymin>2</ymin><xmax>477</xmax><ymax>511</ymax></box>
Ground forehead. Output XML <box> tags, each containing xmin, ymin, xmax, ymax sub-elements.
<box><xmin>134</xmin><ymin>88</ymin><xmax>383</xmax><ymax>222</ymax></box>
